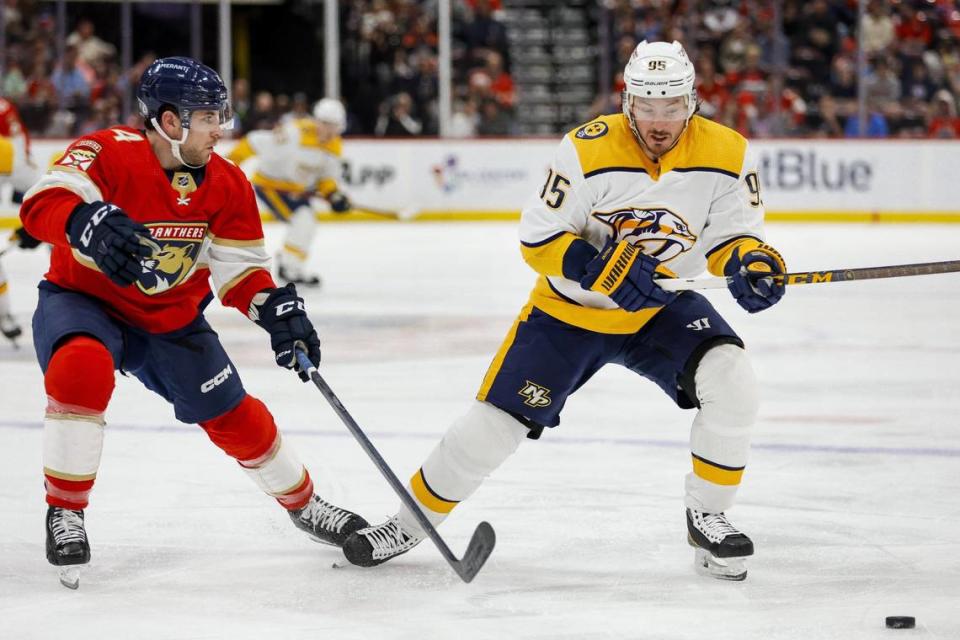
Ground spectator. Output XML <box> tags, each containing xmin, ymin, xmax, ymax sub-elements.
<box><xmin>50</xmin><ymin>46</ymin><xmax>91</xmax><ymax>134</ymax></box>
<box><xmin>449</xmin><ymin>99</ymin><xmax>479</xmax><ymax>137</ymax></box>
<box><xmin>927</xmin><ymin>89</ymin><xmax>960</xmax><ymax>137</ymax></box>
<box><xmin>375</xmin><ymin>92</ymin><xmax>422</xmax><ymax>136</ymax></box>
<box><xmin>861</xmin><ymin>1</ymin><xmax>895</xmax><ymax>57</ymax></box>
<box><xmin>476</xmin><ymin>99</ymin><xmax>511</xmax><ymax>136</ymax></box>
<box><xmin>66</xmin><ymin>18</ymin><xmax>116</xmax><ymax>66</ymax></box>
<box><xmin>807</xmin><ymin>94</ymin><xmax>846</xmax><ymax>138</ymax></box>
<box><xmin>243</xmin><ymin>91</ymin><xmax>277</xmax><ymax>132</ymax></box>
<box><xmin>844</xmin><ymin>99</ymin><xmax>889</xmax><ymax>137</ymax></box>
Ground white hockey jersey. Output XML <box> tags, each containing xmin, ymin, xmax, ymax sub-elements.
<box><xmin>228</xmin><ymin>118</ymin><xmax>343</xmax><ymax>196</ymax></box>
<box><xmin>519</xmin><ymin>113</ymin><xmax>768</xmax><ymax>334</ymax></box>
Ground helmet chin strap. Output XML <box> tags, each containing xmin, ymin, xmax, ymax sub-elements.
<box><xmin>150</xmin><ymin>117</ymin><xmax>206</xmax><ymax>169</ymax></box>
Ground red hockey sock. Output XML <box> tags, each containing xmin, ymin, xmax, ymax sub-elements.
<box><xmin>200</xmin><ymin>394</ymin><xmax>277</xmax><ymax>461</ymax></box>
<box><xmin>201</xmin><ymin>395</ymin><xmax>313</xmax><ymax>510</ymax></box>
<box><xmin>43</xmin><ymin>335</ymin><xmax>115</xmax><ymax>509</ymax></box>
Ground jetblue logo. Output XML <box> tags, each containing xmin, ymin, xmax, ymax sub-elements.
<box><xmin>201</xmin><ymin>365</ymin><xmax>233</xmax><ymax>393</ymax></box>
<box><xmin>687</xmin><ymin>317</ymin><xmax>711</xmax><ymax>331</ymax></box>
<box><xmin>518</xmin><ymin>381</ymin><xmax>552</xmax><ymax>408</ymax></box>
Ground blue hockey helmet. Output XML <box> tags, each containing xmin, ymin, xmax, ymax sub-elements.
<box><xmin>137</xmin><ymin>56</ymin><xmax>232</xmax><ymax>130</ymax></box>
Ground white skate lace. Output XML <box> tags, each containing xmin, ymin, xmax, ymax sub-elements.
<box><xmin>51</xmin><ymin>509</ymin><xmax>86</xmax><ymax>544</ymax></box>
<box><xmin>301</xmin><ymin>497</ymin><xmax>352</xmax><ymax>533</ymax></box>
<box><xmin>694</xmin><ymin>511</ymin><xmax>740</xmax><ymax>543</ymax></box>
<box><xmin>364</xmin><ymin>517</ymin><xmax>422</xmax><ymax>560</ymax></box>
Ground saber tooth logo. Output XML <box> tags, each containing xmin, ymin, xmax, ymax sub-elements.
<box><xmin>519</xmin><ymin>381</ymin><xmax>552</xmax><ymax>408</ymax></box>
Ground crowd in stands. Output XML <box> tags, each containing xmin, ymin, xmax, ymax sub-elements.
<box><xmin>3</xmin><ymin>0</ymin><xmax>960</xmax><ymax>139</ymax></box>
<box><xmin>596</xmin><ymin>0</ymin><xmax>960</xmax><ymax>138</ymax></box>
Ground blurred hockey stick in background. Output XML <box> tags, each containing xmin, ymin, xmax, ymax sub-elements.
<box><xmin>308</xmin><ymin>195</ymin><xmax>419</xmax><ymax>221</ymax></box>
<box><xmin>350</xmin><ymin>202</ymin><xmax>420</xmax><ymax>221</ymax></box>
<box><xmin>294</xmin><ymin>349</ymin><xmax>496</xmax><ymax>583</ymax></box>
<box><xmin>657</xmin><ymin>259</ymin><xmax>960</xmax><ymax>292</ymax></box>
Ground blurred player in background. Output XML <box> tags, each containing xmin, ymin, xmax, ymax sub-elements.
<box><xmin>343</xmin><ymin>41</ymin><xmax>786</xmax><ymax>581</ymax></box>
<box><xmin>19</xmin><ymin>57</ymin><xmax>367</xmax><ymax>589</ymax></box>
<box><xmin>0</xmin><ymin>98</ymin><xmax>43</xmax><ymax>342</ymax></box>
<box><xmin>228</xmin><ymin>98</ymin><xmax>351</xmax><ymax>288</ymax></box>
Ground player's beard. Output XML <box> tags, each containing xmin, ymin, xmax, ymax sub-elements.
<box><xmin>181</xmin><ymin>143</ymin><xmax>213</xmax><ymax>167</ymax></box>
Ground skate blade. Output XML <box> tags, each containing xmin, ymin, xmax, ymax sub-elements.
<box><xmin>693</xmin><ymin>548</ymin><xmax>747</xmax><ymax>581</ymax></box>
<box><xmin>58</xmin><ymin>566</ymin><xmax>81</xmax><ymax>590</ymax></box>
<box><xmin>307</xmin><ymin>534</ymin><xmax>337</xmax><ymax>547</ymax></box>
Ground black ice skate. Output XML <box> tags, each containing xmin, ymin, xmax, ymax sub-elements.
<box><xmin>277</xmin><ymin>264</ymin><xmax>322</xmax><ymax>289</ymax></box>
<box><xmin>0</xmin><ymin>312</ymin><xmax>22</xmax><ymax>343</ymax></box>
<box><xmin>342</xmin><ymin>515</ymin><xmax>426</xmax><ymax>567</ymax></box>
<box><xmin>45</xmin><ymin>506</ymin><xmax>91</xmax><ymax>590</ymax></box>
<box><xmin>288</xmin><ymin>494</ymin><xmax>368</xmax><ymax>546</ymax></box>
<box><xmin>686</xmin><ymin>508</ymin><xmax>753</xmax><ymax>581</ymax></box>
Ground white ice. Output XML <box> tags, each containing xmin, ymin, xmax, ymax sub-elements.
<box><xmin>0</xmin><ymin>222</ymin><xmax>958</xmax><ymax>640</ymax></box>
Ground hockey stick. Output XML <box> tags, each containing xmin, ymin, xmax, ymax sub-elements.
<box><xmin>351</xmin><ymin>202</ymin><xmax>419</xmax><ymax>221</ymax></box>
<box><xmin>656</xmin><ymin>259</ymin><xmax>960</xmax><ymax>292</ymax></box>
<box><xmin>294</xmin><ymin>350</ymin><xmax>496</xmax><ymax>583</ymax></box>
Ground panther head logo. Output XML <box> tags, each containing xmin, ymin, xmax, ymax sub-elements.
<box><xmin>138</xmin><ymin>243</ymin><xmax>197</xmax><ymax>294</ymax></box>
<box><xmin>593</xmin><ymin>207</ymin><xmax>697</xmax><ymax>260</ymax></box>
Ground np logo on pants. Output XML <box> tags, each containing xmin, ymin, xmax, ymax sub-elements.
<box><xmin>518</xmin><ymin>381</ymin><xmax>552</xmax><ymax>408</ymax></box>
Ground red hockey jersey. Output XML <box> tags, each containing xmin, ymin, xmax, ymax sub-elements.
<box><xmin>0</xmin><ymin>98</ymin><xmax>29</xmax><ymax>149</ymax></box>
<box><xmin>20</xmin><ymin>126</ymin><xmax>275</xmax><ymax>333</ymax></box>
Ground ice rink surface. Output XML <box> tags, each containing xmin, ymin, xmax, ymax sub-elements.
<box><xmin>0</xmin><ymin>221</ymin><xmax>958</xmax><ymax>640</ymax></box>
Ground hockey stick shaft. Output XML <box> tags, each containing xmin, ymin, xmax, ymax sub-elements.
<box><xmin>351</xmin><ymin>203</ymin><xmax>402</xmax><ymax>219</ymax></box>
<box><xmin>294</xmin><ymin>350</ymin><xmax>495</xmax><ymax>583</ymax></box>
<box><xmin>657</xmin><ymin>259</ymin><xmax>960</xmax><ymax>292</ymax></box>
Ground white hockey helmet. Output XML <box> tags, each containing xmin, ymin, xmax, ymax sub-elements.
<box><xmin>312</xmin><ymin>97</ymin><xmax>346</xmax><ymax>133</ymax></box>
<box><xmin>622</xmin><ymin>40</ymin><xmax>697</xmax><ymax>123</ymax></box>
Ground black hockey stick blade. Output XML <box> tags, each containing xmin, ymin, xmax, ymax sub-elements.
<box><xmin>454</xmin><ymin>521</ymin><xmax>496</xmax><ymax>583</ymax></box>
<box><xmin>294</xmin><ymin>350</ymin><xmax>496</xmax><ymax>583</ymax></box>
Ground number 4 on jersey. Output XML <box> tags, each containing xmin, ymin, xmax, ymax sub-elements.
<box><xmin>539</xmin><ymin>169</ymin><xmax>570</xmax><ymax>209</ymax></box>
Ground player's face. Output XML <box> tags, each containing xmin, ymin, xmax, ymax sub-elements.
<box><xmin>628</xmin><ymin>96</ymin><xmax>688</xmax><ymax>157</ymax></box>
<box><xmin>181</xmin><ymin>110</ymin><xmax>224</xmax><ymax>165</ymax></box>
<box><xmin>315</xmin><ymin>120</ymin><xmax>338</xmax><ymax>142</ymax></box>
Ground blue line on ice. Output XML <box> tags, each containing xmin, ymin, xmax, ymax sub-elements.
<box><xmin>1</xmin><ymin>419</ymin><xmax>958</xmax><ymax>458</ymax></box>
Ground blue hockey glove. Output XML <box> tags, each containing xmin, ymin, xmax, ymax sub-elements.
<box><xmin>724</xmin><ymin>243</ymin><xmax>787</xmax><ymax>313</ymax></box>
<box><xmin>11</xmin><ymin>226</ymin><xmax>42</xmax><ymax>249</ymax></box>
<box><xmin>254</xmin><ymin>283</ymin><xmax>321</xmax><ymax>381</ymax></box>
<box><xmin>67</xmin><ymin>201</ymin><xmax>154</xmax><ymax>287</ymax></box>
<box><xmin>327</xmin><ymin>191</ymin><xmax>351</xmax><ymax>213</ymax></box>
<box><xmin>579</xmin><ymin>239</ymin><xmax>675</xmax><ymax>311</ymax></box>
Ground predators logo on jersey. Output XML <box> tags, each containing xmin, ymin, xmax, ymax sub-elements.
<box><xmin>594</xmin><ymin>207</ymin><xmax>697</xmax><ymax>261</ymax></box>
<box><xmin>518</xmin><ymin>381</ymin><xmax>552</xmax><ymax>408</ymax></box>
<box><xmin>575</xmin><ymin>121</ymin><xmax>608</xmax><ymax>140</ymax></box>
<box><xmin>137</xmin><ymin>223</ymin><xmax>207</xmax><ymax>295</ymax></box>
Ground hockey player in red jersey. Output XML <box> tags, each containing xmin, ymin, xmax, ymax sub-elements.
<box><xmin>19</xmin><ymin>57</ymin><xmax>368</xmax><ymax>589</ymax></box>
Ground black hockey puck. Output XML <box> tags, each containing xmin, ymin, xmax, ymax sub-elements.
<box><xmin>885</xmin><ymin>616</ymin><xmax>915</xmax><ymax>629</ymax></box>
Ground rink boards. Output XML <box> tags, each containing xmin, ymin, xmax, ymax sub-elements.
<box><xmin>2</xmin><ymin>137</ymin><xmax>960</xmax><ymax>225</ymax></box>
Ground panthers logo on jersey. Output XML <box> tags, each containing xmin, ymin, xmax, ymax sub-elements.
<box><xmin>593</xmin><ymin>207</ymin><xmax>697</xmax><ymax>261</ymax></box>
<box><xmin>137</xmin><ymin>223</ymin><xmax>207</xmax><ymax>295</ymax></box>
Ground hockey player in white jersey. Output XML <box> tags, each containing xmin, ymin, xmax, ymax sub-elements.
<box><xmin>228</xmin><ymin>98</ymin><xmax>351</xmax><ymax>287</ymax></box>
<box><xmin>0</xmin><ymin>100</ymin><xmax>44</xmax><ymax>343</ymax></box>
<box><xmin>342</xmin><ymin>41</ymin><xmax>786</xmax><ymax>581</ymax></box>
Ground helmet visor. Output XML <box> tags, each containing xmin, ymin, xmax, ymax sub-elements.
<box><xmin>625</xmin><ymin>94</ymin><xmax>690</xmax><ymax>122</ymax></box>
<box><xmin>184</xmin><ymin>103</ymin><xmax>234</xmax><ymax>132</ymax></box>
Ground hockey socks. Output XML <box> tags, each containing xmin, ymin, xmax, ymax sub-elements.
<box><xmin>43</xmin><ymin>336</ymin><xmax>115</xmax><ymax>510</ymax></box>
<box><xmin>200</xmin><ymin>394</ymin><xmax>314</xmax><ymax>510</ymax></box>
